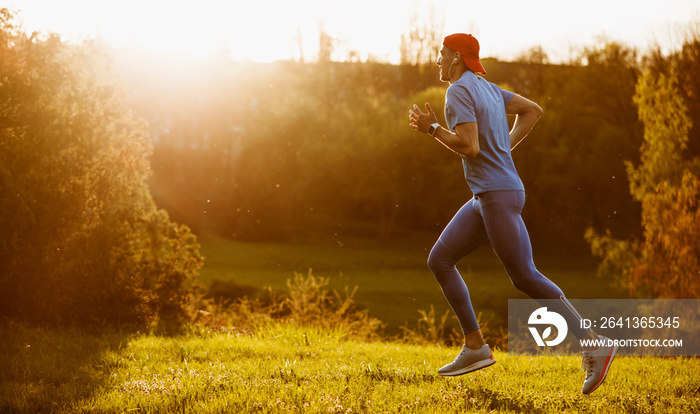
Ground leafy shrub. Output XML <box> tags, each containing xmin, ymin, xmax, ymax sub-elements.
<box><xmin>0</xmin><ymin>9</ymin><xmax>202</xmax><ymax>327</ymax></box>
<box><xmin>399</xmin><ymin>307</ymin><xmax>508</xmax><ymax>349</ymax></box>
<box><xmin>586</xmin><ymin>69</ymin><xmax>700</xmax><ymax>299</ymax></box>
<box><xmin>399</xmin><ymin>305</ymin><xmax>460</xmax><ymax>346</ymax></box>
<box><xmin>283</xmin><ymin>270</ymin><xmax>384</xmax><ymax>340</ymax></box>
<box><xmin>193</xmin><ymin>270</ymin><xmax>384</xmax><ymax>341</ymax></box>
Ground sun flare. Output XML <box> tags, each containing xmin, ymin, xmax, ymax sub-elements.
<box><xmin>8</xmin><ymin>0</ymin><xmax>700</xmax><ymax>63</ymax></box>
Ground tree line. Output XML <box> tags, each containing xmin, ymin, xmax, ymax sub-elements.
<box><xmin>114</xmin><ymin>37</ymin><xmax>700</xmax><ymax>254</ymax></box>
<box><xmin>2</xmin><ymin>5</ymin><xmax>698</xmax><ymax>328</ymax></box>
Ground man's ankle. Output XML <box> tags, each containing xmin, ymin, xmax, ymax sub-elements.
<box><xmin>464</xmin><ymin>343</ymin><xmax>484</xmax><ymax>351</ymax></box>
<box><xmin>464</xmin><ymin>330</ymin><xmax>486</xmax><ymax>351</ymax></box>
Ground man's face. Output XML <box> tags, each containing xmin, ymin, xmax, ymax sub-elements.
<box><xmin>436</xmin><ymin>46</ymin><xmax>457</xmax><ymax>83</ymax></box>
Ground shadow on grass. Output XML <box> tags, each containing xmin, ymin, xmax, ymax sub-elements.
<box><xmin>0</xmin><ymin>320</ymin><xmax>129</xmax><ymax>413</ymax></box>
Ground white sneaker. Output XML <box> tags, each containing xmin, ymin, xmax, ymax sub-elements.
<box><xmin>438</xmin><ymin>344</ymin><xmax>496</xmax><ymax>376</ymax></box>
<box><xmin>581</xmin><ymin>336</ymin><xmax>617</xmax><ymax>394</ymax></box>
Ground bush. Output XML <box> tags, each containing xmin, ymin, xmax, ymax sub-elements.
<box><xmin>399</xmin><ymin>307</ymin><xmax>508</xmax><ymax>349</ymax></box>
<box><xmin>193</xmin><ymin>270</ymin><xmax>384</xmax><ymax>341</ymax></box>
<box><xmin>0</xmin><ymin>9</ymin><xmax>202</xmax><ymax>327</ymax></box>
<box><xmin>586</xmin><ymin>68</ymin><xmax>700</xmax><ymax>299</ymax></box>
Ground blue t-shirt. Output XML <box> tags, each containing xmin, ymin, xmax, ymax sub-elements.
<box><xmin>444</xmin><ymin>71</ymin><xmax>524</xmax><ymax>195</ymax></box>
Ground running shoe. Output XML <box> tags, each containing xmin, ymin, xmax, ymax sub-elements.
<box><xmin>581</xmin><ymin>335</ymin><xmax>617</xmax><ymax>394</ymax></box>
<box><xmin>438</xmin><ymin>344</ymin><xmax>496</xmax><ymax>376</ymax></box>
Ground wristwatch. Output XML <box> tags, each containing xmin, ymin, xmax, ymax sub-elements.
<box><xmin>427</xmin><ymin>123</ymin><xmax>440</xmax><ymax>137</ymax></box>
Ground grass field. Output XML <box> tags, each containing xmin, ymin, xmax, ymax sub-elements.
<box><xmin>197</xmin><ymin>234</ymin><xmax>627</xmax><ymax>336</ymax></box>
<box><xmin>1</xmin><ymin>322</ymin><xmax>698</xmax><ymax>413</ymax></box>
<box><xmin>1</xmin><ymin>237</ymin><xmax>697</xmax><ymax>413</ymax></box>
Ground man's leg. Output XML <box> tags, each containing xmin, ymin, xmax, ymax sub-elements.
<box><xmin>479</xmin><ymin>190</ymin><xmax>616</xmax><ymax>393</ymax></box>
<box><xmin>427</xmin><ymin>198</ymin><xmax>496</xmax><ymax>376</ymax></box>
<box><xmin>478</xmin><ymin>191</ymin><xmax>588</xmax><ymax>339</ymax></box>
<box><xmin>427</xmin><ymin>198</ymin><xmax>488</xmax><ymax>339</ymax></box>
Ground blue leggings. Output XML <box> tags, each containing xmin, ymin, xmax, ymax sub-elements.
<box><xmin>427</xmin><ymin>191</ymin><xmax>587</xmax><ymax>339</ymax></box>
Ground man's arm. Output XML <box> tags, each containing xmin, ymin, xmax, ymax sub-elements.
<box><xmin>409</xmin><ymin>103</ymin><xmax>480</xmax><ymax>158</ymax></box>
<box><xmin>433</xmin><ymin>122</ymin><xmax>479</xmax><ymax>158</ymax></box>
<box><xmin>505</xmin><ymin>94</ymin><xmax>543</xmax><ymax>150</ymax></box>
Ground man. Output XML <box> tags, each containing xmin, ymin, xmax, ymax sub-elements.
<box><xmin>408</xmin><ymin>33</ymin><xmax>616</xmax><ymax>394</ymax></box>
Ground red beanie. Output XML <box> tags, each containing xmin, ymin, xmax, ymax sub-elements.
<box><xmin>443</xmin><ymin>33</ymin><xmax>486</xmax><ymax>75</ymax></box>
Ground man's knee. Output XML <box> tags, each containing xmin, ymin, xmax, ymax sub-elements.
<box><xmin>511</xmin><ymin>276</ymin><xmax>536</xmax><ymax>295</ymax></box>
<box><xmin>508</xmin><ymin>266</ymin><xmax>548</xmax><ymax>297</ymax></box>
<box><xmin>427</xmin><ymin>244</ymin><xmax>451</xmax><ymax>274</ymax></box>
<box><xmin>427</xmin><ymin>248</ymin><xmax>440</xmax><ymax>273</ymax></box>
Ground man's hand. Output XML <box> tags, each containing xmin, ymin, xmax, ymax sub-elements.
<box><xmin>409</xmin><ymin>103</ymin><xmax>438</xmax><ymax>133</ymax></box>
<box><xmin>409</xmin><ymin>102</ymin><xmax>479</xmax><ymax>158</ymax></box>
<box><xmin>505</xmin><ymin>94</ymin><xmax>543</xmax><ymax>150</ymax></box>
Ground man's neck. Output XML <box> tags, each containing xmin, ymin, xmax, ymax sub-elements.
<box><xmin>449</xmin><ymin>67</ymin><xmax>470</xmax><ymax>84</ymax></box>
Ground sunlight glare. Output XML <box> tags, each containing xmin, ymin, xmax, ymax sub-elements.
<box><xmin>104</xmin><ymin>1</ymin><xmax>323</xmax><ymax>61</ymax></box>
<box><xmin>7</xmin><ymin>0</ymin><xmax>700</xmax><ymax>63</ymax></box>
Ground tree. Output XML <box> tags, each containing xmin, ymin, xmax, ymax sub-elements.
<box><xmin>0</xmin><ymin>9</ymin><xmax>202</xmax><ymax>327</ymax></box>
<box><xmin>586</xmin><ymin>68</ymin><xmax>700</xmax><ymax>298</ymax></box>
<box><xmin>317</xmin><ymin>22</ymin><xmax>335</xmax><ymax>63</ymax></box>
<box><xmin>400</xmin><ymin>4</ymin><xmax>444</xmax><ymax>67</ymax></box>
<box><xmin>646</xmin><ymin>21</ymin><xmax>700</xmax><ymax>159</ymax></box>
<box><xmin>515</xmin><ymin>45</ymin><xmax>549</xmax><ymax>65</ymax></box>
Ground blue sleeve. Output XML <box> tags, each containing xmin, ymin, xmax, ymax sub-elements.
<box><xmin>445</xmin><ymin>85</ymin><xmax>476</xmax><ymax>131</ymax></box>
<box><xmin>501</xmin><ymin>88</ymin><xmax>515</xmax><ymax>108</ymax></box>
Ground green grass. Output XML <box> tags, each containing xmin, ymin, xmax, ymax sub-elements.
<box><xmin>1</xmin><ymin>323</ymin><xmax>698</xmax><ymax>413</ymax></box>
<box><xmin>0</xmin><ymin>237</ymin><xmax>656</xmax><ymax>412</ymax></box>
<box><xmin>198</xmin><ymin>234</ymin><xmax>627</xmax><ymax>336</ymax></box>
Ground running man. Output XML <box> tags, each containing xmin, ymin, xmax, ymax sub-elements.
<box><xmin>408</xmin><ymin>33</ymin><xmax>616</xmax><ymax>394</ymax></box>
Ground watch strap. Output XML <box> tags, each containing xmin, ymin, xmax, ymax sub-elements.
<box><xmin>428</xmin><ymin>123</ymin><xmax>440</xmax><ymax>136</ymax></box>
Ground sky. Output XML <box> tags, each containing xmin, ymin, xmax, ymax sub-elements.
<box><xmin>6</xmin><ymin>0</ymin><xmax>700</xmax><ymax>63</ymax></box>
